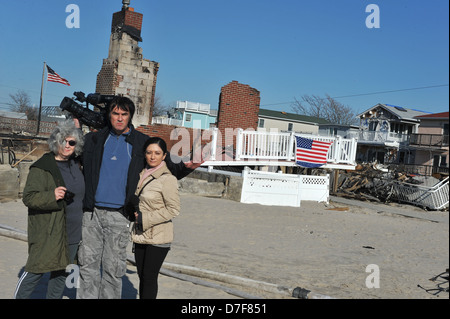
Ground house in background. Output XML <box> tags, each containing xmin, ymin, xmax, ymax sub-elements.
<box><xmin>0</xmin><ymin>110</ymin><xmax>27</xmax><ymax>120</ymax></box>
<box><xmin>152</xmin><ymin>100</ymin><xmax>217</xmax><ymax>130</ymax></box>
<box><xmin>355</xmin><ymin>103</ymin><xmax>431</xmax><ymax>164</ymax></box>
<box><xmin>318</xmin><ymin>123</ymin><xmax>359</xmax><ymax>139</ymax></box>
<box><xmin>153</xmin><ymin>105</ymin><xmax>331</xmax><ymax>135</ymax></box>
<box><xmin>408</xmin><ymin>111</ymin><xmax>449</xmax><ymax>175</ymax></box>
<box><xmin>257</xmin><ymin>109</ymin><xmax>329</xmax><ymax>134</ymax></box>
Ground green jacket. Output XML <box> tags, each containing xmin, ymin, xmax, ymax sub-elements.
<box><xmin>22</xmin><ymin>152</ymin><xmax>70</xmax><ymax>273</ymax></box>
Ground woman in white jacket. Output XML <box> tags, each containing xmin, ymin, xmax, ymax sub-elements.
<box><xmin>131</xmin><ymin>137</ymin><xmax>180</xmax><ymax>299</ymax></box>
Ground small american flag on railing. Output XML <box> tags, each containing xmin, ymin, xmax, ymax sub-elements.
<box><xmin>295</xmin><ymin>136</ymin><xmax>333</xmax><ymax>168</ymax></box>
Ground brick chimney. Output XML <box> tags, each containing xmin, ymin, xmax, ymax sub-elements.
<box><xmin>217</xmin><ymin>81</ymin><xmax>260</xmax><ymax>147</ymax></box>
<box><xmin>96</xmin><ymin>3</ymin><xmax>159</xmax><ymax>127</ymax></box>
<box><xmin>111</xmin><ymin>7</ymin><xmax>143</xmax><ymax>41</ymax></box>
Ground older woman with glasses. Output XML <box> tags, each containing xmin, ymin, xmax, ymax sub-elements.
<box><xmin>14</xmin><ymin>120</ymin><xmax>84</xmax><ymax>299</ymax></box>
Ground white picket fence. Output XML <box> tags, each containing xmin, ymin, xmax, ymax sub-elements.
<box><xmin>240</xmin><ymin>169</ymin><xmax>329</xmax><ymax>207</ymax></box>
<box><xmin>391</xmin><ymin>177</ymin><xmax>449</xmax><ymax>210</ymax></box>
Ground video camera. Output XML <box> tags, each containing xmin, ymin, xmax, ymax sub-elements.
<box><xmin>59</xmin><ymin>91</ymin><xmax>116</xmax><ymax>129</ymax></box>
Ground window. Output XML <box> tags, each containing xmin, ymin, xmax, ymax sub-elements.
<box><xmin>288</xmin><ymin>123</ymin><xmax>293</xmax><ymax>131</ymax></box>
<box><xmin>185</xmin><ymin>114</ymin><xmax>192</xmax><ymax>122</ymax></box>
<box><xmin>441</xmin><ymin>156</ymin><xmax>447</xmax><ymax>167</ymax></box>
<box><xmin>258</xmin><ymin>119</ymin><xmax>265</xmax><ymax>128</ymax></box>
<box><xmin>433</xmin><ymin>155</ymin><xmax>440</xmax><ymax>167</ymax></box>
<box><xmin>399</xmin><ymin>151</ymin><xmax>405</xmax><ymax>164</ymax></box>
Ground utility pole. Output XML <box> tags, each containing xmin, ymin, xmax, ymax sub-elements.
<box><xmin>36</xmin><ymin>62</ymin><xmax>46</xmax><ymax>136</ymax></box>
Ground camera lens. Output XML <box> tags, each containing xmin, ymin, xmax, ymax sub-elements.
<box><xmin>63</xmin><ymin>190</ymin><xmax>75</xmax><ymax>204</ymax></box>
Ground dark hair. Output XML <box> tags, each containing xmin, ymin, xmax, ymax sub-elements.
<box><xmin>143</xmin><ymin>137</ymin><xmax>168</xmax><ymax>155</ymax></box>
<box><xmin>107</xmin><ymin>96</ymin><xmax>135</xmax><ymax>127</ymax></box>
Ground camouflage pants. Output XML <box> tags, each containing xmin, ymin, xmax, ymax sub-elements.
<box><xmin>76</xmin><ymin>207</ymin><xmax>130</xmax><ymax>299</ymax></box>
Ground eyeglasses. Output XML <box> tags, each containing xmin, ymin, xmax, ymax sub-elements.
<box><xmin>65</xmin><ymin>140</ymin><xmax>77</xmax><ymax>146</ymax></box>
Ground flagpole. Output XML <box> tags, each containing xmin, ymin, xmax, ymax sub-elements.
<box><xmin>36</xmin><ymin>62</ymin><xmax>46</xmax><ymax>136</ymax></box>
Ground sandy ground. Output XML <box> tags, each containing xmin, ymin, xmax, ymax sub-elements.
<box><xmin>0</xmin><ymin>195</ymin><xmax>448</xmax><ymax>299</ymax></box>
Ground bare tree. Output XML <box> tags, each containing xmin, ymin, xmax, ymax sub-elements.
<box><xmin>152</xmin><ymin>94</ymin><xmax>174</xmax><ymax>117</ymax></box>
<box><xmin>291</xmin><ymin>94</ymin><xmax>356</xmax><ymax>125</ymax></box>
<box><xmin>8</xmin><ymin>90</ymin><xmax>38</xmax><ymax>120</ymax></box>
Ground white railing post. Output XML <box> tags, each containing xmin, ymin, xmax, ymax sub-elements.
<box><xmin>236</xmin><ymin>128</ymin><xmax>243</xmax><ymax>161</ymax></box>
<box><xmin>288</xmin><ymin>132</ymin><xmax>295</xmax><ymax>161</ymax></box>
<box><xmin>337</xmin><ymin>136</ymin><xmax>343</xmax><ymax>163</ymax></box>
<box><xmin>350</xmin><ymin>138</ymin><xmax>357</xmax><ymax>165</ymax></box>
<box><xmin>209</xmin><ymin>127</ymin><xmax>218</xmax><ymax>161</ymax></box>
<box><xmin>329</xmin><ymin>136</ymin><xmax>339</xmax><ymax>163</ymax></box>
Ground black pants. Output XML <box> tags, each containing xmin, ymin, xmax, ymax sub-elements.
<box><xmin>134</xmin><ymin>243</ymin><xmax>169</xmax><ymax>299</ymax></box>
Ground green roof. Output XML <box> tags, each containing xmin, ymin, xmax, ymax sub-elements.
<box><xmin>258</xmin><ymin>108</ymin><xmax>330</xmax><ymax>125</ymax></box>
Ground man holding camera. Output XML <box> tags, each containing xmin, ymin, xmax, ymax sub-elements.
<box><xmin>77</xmin><ymin>96</ymin><xmax>200</xmax><ymax>299</ymax></box>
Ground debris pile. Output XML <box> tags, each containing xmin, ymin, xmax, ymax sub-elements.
<box><xmin>333</xmin><ymin>163</ymin><xmax>447</xmax><ymax>209</ymax></box>
<box><xmin>334</xmin><ymin>163</ymin><xmax>395</xmax><ymax>202</ymax></box>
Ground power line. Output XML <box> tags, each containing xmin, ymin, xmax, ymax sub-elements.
<box><xmin>260</xmin><ymin>84</ymin><xmax>449</xmax><ymax>107</ymax></box>
<box><xmin>0</xmin><ymin>83</ymin><xmax>65</xmax><ymax>100</ymax></box>
<box><xmin>1</xmin><ymin>82</ymin><xmax>448</xmax><ymax>109</ymax></box>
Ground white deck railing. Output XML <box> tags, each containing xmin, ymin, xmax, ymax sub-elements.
<box><xmin>151</xmin><ymin>117</ymin><xmax>183</xmax><ymax>126</ymax></box>
<box><xmin>237</xmin><ymin>130</ymin><xmax>293</xmax><ymax>160</ymax></box>
<box><xmin>235</xmin><ymin>129</ymin><xmax>357</xmax><ymax>165</ymax></box>
<box><xmin>205</xmin><ymin>128</ymin><xmax>357</xmax><ymax>167</ymax></box>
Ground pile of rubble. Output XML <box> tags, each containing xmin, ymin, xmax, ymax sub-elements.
<box><xmin>333</xmin><ymin>163</ymin><xmax>445</xmax><ymax>206</ymax></box>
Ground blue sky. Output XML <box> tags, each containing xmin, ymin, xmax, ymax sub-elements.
<box><xmin>0</xmin><ymin>0</ymin><xmax>448</xmax><ymax>117</ymax></box>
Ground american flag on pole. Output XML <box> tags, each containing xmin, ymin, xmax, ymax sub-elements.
<box><xmin>46</xmin><ymin>65</ymin><xmax>70</xmax><ymax>86</ymax></box>
<box><xmin>295</xmin><ymin>136</ymin><xmax>333</xmax><ymax>168</ymax></box>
